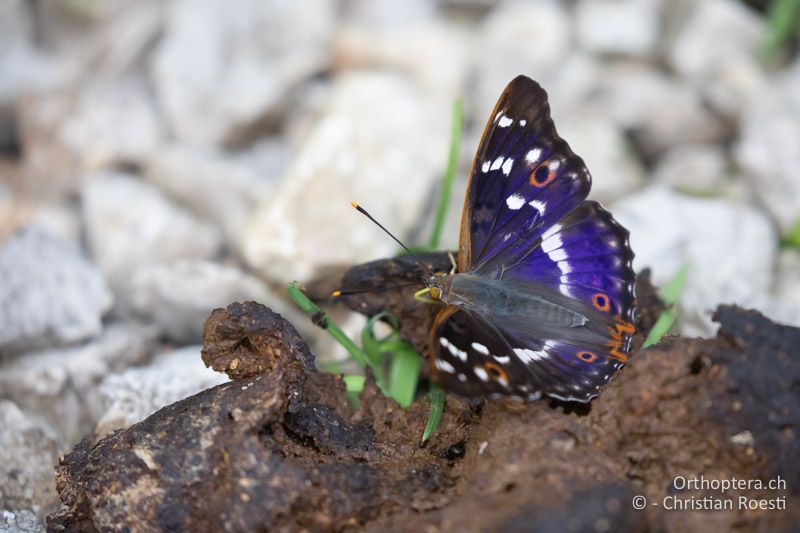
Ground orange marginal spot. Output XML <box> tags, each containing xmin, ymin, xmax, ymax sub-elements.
<box><xmin>608</xmin><ymin>346</ymin><xmax>629</xmax><ymax>363</ymax></box>
<box><xmin>605</xmin><ymin>318</ymin><xmax>635</xmax><ymax>363</ymax></box>
<box><xmin>483</xmin><ymin>361</ymin><xmax>510</xmax><ymax>383</ymax></box>
<box><xmin>576</xmin><ymin>351</ymin><xmax>598</xmax><ymax>363</ymax></box>
<box><xmin>592</xmin><ymin>292</ymin><xmax>611</xmax><ymax>312</ymax></box>
<box><xmin>331</xmin><ymin>290</ymin><xmax>342</xmax><ymax>298</ymax></box>
<box><xmin>529</xmin><ymin>161</ymin><xmax>557</xmax><ymax>188</ymax></box>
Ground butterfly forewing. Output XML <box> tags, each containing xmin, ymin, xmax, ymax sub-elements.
<box><xmin>459</xmin><ymin>76</ymin><xmax>591</xmax><ymax>273</ymax></box>
<box><xmin>434</xmin><ymin>75</ymin><xmax>637</xmax><ymax>402</ymax></box>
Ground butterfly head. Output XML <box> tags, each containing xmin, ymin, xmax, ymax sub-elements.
<box><xmin>426</xmin><ymin>272</ymin><xmax>454</xmax><ymax>302</ymax></box>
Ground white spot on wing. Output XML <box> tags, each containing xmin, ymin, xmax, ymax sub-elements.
<box><xmin>541</xmin><ymin>223</ymin><xmax>561</xmax><ymax>241</ymax></box>
<box><xmin>498</xmin><ymin>116</ymin><xmax>513</xmax><ymax>128</ymax></box>
<box><xmin>513</xmin><ymin>341</ymin><xmax>554</xmax><ymax>364</ymax></box>
<box><xmin>448</xmin><ymin>343</ymin><xmax>467</xmax><ymax>362</ymax></box>
<box><xmin>493</xmin><ymin>355</ymin><xmax>510</xmax><ymax>364</ymax></box>
<box><xmin>490</xmin><ymin>156</ymin><xmax>504</xmax><ymax>171</ymax></box>
<box><xmin>436</xmin><ymin>359</ymin><xmax>456</xmax><ymax>373</ymax></box>
<box><xmin>526</xmin><ymin>148</ymin><xmax>543</xmax><ymax>164</ymax></box>
<box><xmin>474</xmin><ymin>366</ymin><xmax>489</xmax><ymax>382</ymax></box>
<box><xmin>529</xmin><ymin>199</ymin><xmax>546</xmax><ymax>214</ymax></box>
<box><xmin>505</xmin><ymin>193</ymin><xmax>525</xmax><ymax>210</ymax></box>
<box><xmin>520</xmin><ymin>119</ymin><xmax>527</xmax><ymax>126</ymax></box>
<box><xmin>458</xmin><ymin>373</ymin><xmax>467</xmax><ymax>382</ymax></box>
<box><xmin>471</xmin><ymin>342</ymin><xmax>489</xmax><ymax>355</ymax></box>
<box><xmin>501</xmin><ymin>158</ymin><xmax>514</xmax><ymax>176</ymax></box>
<box><xmin>481</xmin><ymin>160</ymin><xmax>490</xmax><ymax>173</ymax></box>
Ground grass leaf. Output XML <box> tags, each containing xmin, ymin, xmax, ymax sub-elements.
<box><xmin>389</xmin><ymin>347</ymin><xmax>422</xmax><ymax>407</ymax></box>
<box><xmin>422</xmin><ymin>383</ymin><xmax>446</xmax><ymax>444</ymax></box>
<box><xmin>288</xmin><ymin>282</ymin><xmax>367</xmax><ymax>366</ymax></box>
<box><xmin>784</xmin><ymin>216</ymin><xmax>800</xmax><ymax>249</ymax></box>
<box><xmin>343</xmin><ymin>374</ymin><xmax>366</xmax><ymax>406</ymax></box>
<box><xmin>760</xmin><ymin>0</ymin><xmax>800</xmax><ymax>63</ymax></box>
<box><xmin>643</xmin><ymin>265</ymin><xmax>688</xmax><ymax>348</ymax></box>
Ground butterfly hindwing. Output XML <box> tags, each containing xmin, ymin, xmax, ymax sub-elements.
<box><xmin>431</xmin><ymin>308</ymin><xmax>625</xmax><ymax>402</ymax></box>
<box><xmin>478</xmin><ymin>201</ymin><xmax>636</xmax><ymax>355</ymax></box>
<box><xmin>459</xmin><ymin>76</ymin><xmax>591</xmax><ymax>273</ymax></box>
<box><xmin>430</xmin><ymin>307</ymin><xmax>544</xmax><ymax>400</ymax></box>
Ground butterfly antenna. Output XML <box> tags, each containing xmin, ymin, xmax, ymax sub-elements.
<box><xmin>350</xmin><ymin>201</ymin><xmax>434</xmax><ymax>281</ymax></box>
<box><xmin>331</xmin><ymin>281</ymin><xmax>425</xmax><ymax>298</ymax></box>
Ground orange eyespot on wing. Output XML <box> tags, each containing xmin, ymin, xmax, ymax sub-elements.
<box><xmin>529</xmin><ymin>161</ymin><xmax>557</xmax><ymax>188</ymax></box>
<box><xmin>483</xmin><ymin>361</ymin><xmax>510</xmax><ymax>383</ymax></box>
<box><xmin>576</xmin><ymin>351</ymin><xmax>598</xmax><ymax>363</ymax></box>
<box><xmin>592</xmin><ymin>292</ymin><xmax>611</xmax><ymax>312</ymax></box>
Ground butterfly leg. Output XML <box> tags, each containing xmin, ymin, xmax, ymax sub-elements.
<box><xmin>448</xmin><ymin>252</ymin><xmax>457</xmax><ymax>274</ymax></box>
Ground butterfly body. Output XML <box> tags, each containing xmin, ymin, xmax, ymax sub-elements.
<box><xmin>427</xmin><ymin>76</ymin><xmax>637</xmax><ymax>403</ymax></box>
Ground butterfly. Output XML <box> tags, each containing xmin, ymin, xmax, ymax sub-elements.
<box><xmin>425</xmin><ymin>75</ymin><xmax>636</xmax><ymax>402</ymax></box>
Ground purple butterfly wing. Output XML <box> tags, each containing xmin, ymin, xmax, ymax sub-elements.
<box><xmin>431</xmin><ymin>309</ymin><xmax>626</xmax><ymax>402</ymax></box>
<box><xmin>433</xmin><ymin>75</ymin><xmax>636</xmax><ymax>402</ymax></box>
<box><xmin>458</xmin><ymin>75</ymin><xmax>590</xmax><ymax>274</ymax></box>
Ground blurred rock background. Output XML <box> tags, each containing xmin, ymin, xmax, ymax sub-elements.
<box><xmin>0</xmin><ymin>0</ymin><xmax>798</xmax><ymax>527</ymax></box>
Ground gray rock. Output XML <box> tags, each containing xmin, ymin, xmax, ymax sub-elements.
<box><xmin>0</xmin><ymin>401</ymin><xmax>59</xmax><ymax>518</ymax></box>
<box><xmin>704</xmin><ymin>54</ymin><xmax>767</xmax><ymax>121</ymax></box>
<box><xmin>335</xmin><ymin>20</ymin><xmax>471</xmax><ymax>97</ymax></box>
<box><xmin>0</xmin><ymin>509</ymin><xmax>43</xmax><ymax>533</ymax></box>
<box><xmin>144</xmin><ymin>144</ymin><xmax>280</xmax><ymax>249</ymax></box>
<box><xmin>652</xmin><ymin>144</ymin><xmax>729</xmax><ymax>194</ymax></box>
<box><xmin>344</xmin><ymin>0</ymin><xmax>435</xmax><ymax>28</ymax></box>
<box><xmin>559</xmin><ymin>111</ymin><xmax>645</xmax><ymax>202</ymax></box>
<box><xmin>734</xmin><ymin>61</ymin><xmax>800</xmax><ymax>234</ymax></box>
<box><xmin>0</xmin><ymin>228</ymin><xmax>113</xmax><ymax>357</ymax></box>
<box><xmin>81</xmin><ymin>171</ymin><xmax>222</xmax><ymax>296</ymax></box>
<box><xmin>151</xmin><ymin>0</ymin><xmax>335</xmax><ymax>146</ymax></box>
<box><xmin>129</xmin><ymin>260</ymin><xmax>272</xmax><ymax>343</ymax></box>
<box><xmin>58</xmin><ymin>77</ymin><xmax>164</xmax><ymax>171</ymax></box>
<box><xmin>612</xmin><ymin>185</ymin><xmax>776</xmax><ymax>336</ymax></box>
<box><xmin>0</xmin><ymin>0</ymin><xmax>59</xmax><ymax>149</ymax></box>
<box><xmin>474</xmin><ymin>0</ymin><xmax>571</xmax><ymax>114</ymax></box>
<box><xmin>666</xmin><ymin>0</ymin><xmax>762</xmax><ymax>81</ymax></box>
<box><xmin>19</xmin><ymin>76</ymin><xmax>164</xmax><ymax>200</ymax></box>
<box><xmin>576</xmin><ymin>0</ymin><xmax>659</xmax><ymax>57</ymax></box>
<box><xmin>0</xmin><ymin>322</ymin><xmax>157</xmax><ymax>444</ymax></box>
<box><xmin>242</xmin><ymin>72</ymin><xmax>449</xmax><ymax>283</ymax></box>
<box><xmin>95</xmin><ymin>346</ymin><xmax>228</xmax><ymax>438</ymax></box>
<box><xmin>593</xmin><ymin>63</ymin><xmax>725</xmax><ymax>158</ymax></box>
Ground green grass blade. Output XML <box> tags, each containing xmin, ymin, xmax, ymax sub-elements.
<box><xmin>343</xmin><ymin>374</ymin><xmax>365</xmax><ymax>406</ymax></box>
<box><xmin>427</xmin><ymin>99</ymin><xmax>463</xmax><ymax>250</ymax></box>
<box><xmin>783</xmin><ymin>217</ymin><xmax>800</xmax><ymax>248</ymax></box>
<box><xmin>643</xmin><ymin>265</ymin><xmax>688</xmax><ymax>348</ymax></box>
<box><xmin>659</xmin><ymin>264</ymin><xmax>688</xmax><ymax>306</ymax></box>
<box><xmin>288</xmin><ymin>282</ymin><xmax>367</xmax><ymax>367</ymax></box>
<box><xmin>422</xmin><ymin>383</ymin><xmax>446</xmax><ymax>444</ymax></box>
<box><xmin>388</xmin><ymin>347</ymin><xmax>422</xmax><ymax>407</ymax></box>
<box><xmin>760</xmin><ymin>0</ymin><xmax>800</xmax><ymax>62</ymax></box>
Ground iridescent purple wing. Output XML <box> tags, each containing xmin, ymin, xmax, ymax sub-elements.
<box><xmin>476</xmin><ymin>200</ymin><xmax>637</xmax><ymax>354</ymax></box>
<box><xmin>457</xmin><ymin>76</ymin><xmax>590</xmax><ymax>274</ymax></box>
<box><xmin>433</xmin><ymin>75</ymin><xmax>636</xmax><ymax>402</ymax></box>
